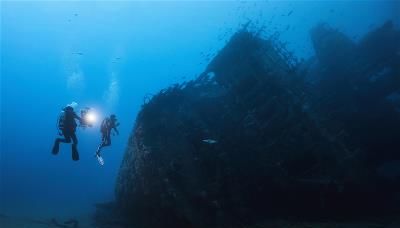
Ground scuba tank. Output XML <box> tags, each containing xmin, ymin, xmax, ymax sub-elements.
<box><xmin>56</xmin><ymin>102</ymin><xmax>77</xmax><ymax>135</ymax></box>
<box><xmin>56</xmin><ymin>110</ymin><xmax>66</xmax><ymax>135</ymax></box>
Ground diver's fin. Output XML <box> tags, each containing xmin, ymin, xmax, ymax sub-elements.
<box><xmin>72</xmin><ymin>145</ymin><xmax>79</xmax><ymax>161</ymax></box>
<box><xmin>52</xmin><ymin>141</ymin><xmax>59</xmax><ymax>155</ymax></box>
<box><xmin>96</xmin><ymin>154</ymin><xmax>104</xmax><ymax>166</ymax></box>
<box><xmin>95</xmin><ymin>147</ymin><xmax>101</xmax><ymax>156</ymax></box>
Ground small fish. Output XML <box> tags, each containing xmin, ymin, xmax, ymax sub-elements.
<box><xmin>73</xmin><ymin>52</ymin><xmax>83</xmax><ymax>55</ymax></box>
<box><xmin>74</xmin><ymin>13</ymin><xmax>79</xmax><ymax>16</ymax></box>
<box><xmin>202</xmin><ymin>139</ymin><xmax>218</xmax><ymax>144</ymax></box>
<box><xmin>287</xmin><ymin>10</ymin><xmax>293</xmax><ymax>16</ymax></box>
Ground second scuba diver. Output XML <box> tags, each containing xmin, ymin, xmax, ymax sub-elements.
<box><xmin>52</xmin><ymin>104</ymin><xmax>82</xmax><ymax>161</ymax></box>
<box><xmin>96</xmin><ymin>114</ymin><xmax>119</xmax><ymax>157</ymax></box>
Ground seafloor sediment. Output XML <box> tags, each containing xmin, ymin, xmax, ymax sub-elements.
<box><xmin>2</xmin><ymin>215</ymin><xmax>400</xmax><ymax>228</ymax></box>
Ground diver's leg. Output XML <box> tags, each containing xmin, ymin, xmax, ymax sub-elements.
<box><xmin>97</xmin><ymin>134</ymin><xmax>111</xmax><ymax>156</ymax></box>
<box><xmin>52</xmin><ymin>132</ymin><xmax>71</xmax><ymax>154</ymax></box>
<box><xmin>71</xmin><ymin>132</ymin><xmax>79</xmax><ymax>161</ymax></box>
<box><xmin>72</xmin><ymin>144</ymin><xmax>79</xmax><ymax>161</ymax></box>
<box><xmin>71</xmin><ymin>132</ymin><xmax>78</xmax><ymax>145</ymax></box>
<box><xmin>103</xmin><ymin>132</ymin><xmax>111</xmax><ymax>147</ymax></box>
<box><xmin>106</xmin><ymin>137</ymin><xmax>111</xmax><ymax>146</ymax></box>
<box><xmin>96</xmin><ymin>134</ymin><xmax>106</xmax><ymax>155</ymax></box>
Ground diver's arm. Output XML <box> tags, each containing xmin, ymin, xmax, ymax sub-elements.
<box><xmin>73</xmin><ymin>112</ymin><xmax>83</xmax><ymax>122</ymax></box>
<box><xmin>113</xmin><ymin>126</ymin><xmax>119</xmax><ymax>135</ymax></box>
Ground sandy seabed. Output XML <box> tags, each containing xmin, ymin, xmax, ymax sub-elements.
<box><xmin>2</xmin><ymin>214</ymin><xmax>400</xmax><ymax>228</ymax></box>
<box><xmin>0</xmin><ymin>214</ymin><xmax>93</xmax><ymax>228</ymax></box>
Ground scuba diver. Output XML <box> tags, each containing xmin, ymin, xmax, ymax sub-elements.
<box><xmin>96</xmin><ymin>114</ymin><xmax>119</xmax><ymax>158</ymax></box>
<box><xmin>52</xmin><ymin>103</ymin><xmax>83</xmax><ymax>161</ymax></box>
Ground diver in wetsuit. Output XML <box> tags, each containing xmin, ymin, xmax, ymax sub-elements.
<box><xmin>96</xmin><ymin>114</ymin><xmax>119</xmax><ymax>156</ymax></box>
<box><xmin>52</xmin><ymin>105</ymin><xmax>82</xmax><ymax>161</ymax></box>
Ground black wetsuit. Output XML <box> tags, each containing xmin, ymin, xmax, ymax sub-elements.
<box><xmin>52</xmin><ymin>109</ymin><xmax>82</xmax><ymax>161</ymax></box>
<box><xmin>97</xmin><ymin>118</ymin><xmax>119</xmax><ymax>154</ymax></box>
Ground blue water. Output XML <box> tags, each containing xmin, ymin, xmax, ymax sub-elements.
<box><xmin>1</xmin><ymin>0</ymin><xmax>399</xmax><ymax>219</ymax></box>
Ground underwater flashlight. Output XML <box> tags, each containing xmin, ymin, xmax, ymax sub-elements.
<box><xmin>86</xmin><ymin>112</ymin><xmax>97</xmax><ymax>124</ymax></box>
<box><xmin>80</xmin><ymin>107</ymin><xmax>97</xmax><ymax>128</ymax></box>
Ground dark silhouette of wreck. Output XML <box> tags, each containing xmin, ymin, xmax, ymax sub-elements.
<box><xmin>95</xmin><ymin>21</ymin><xmax>400</xmax><ymax>228</ymax></box>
